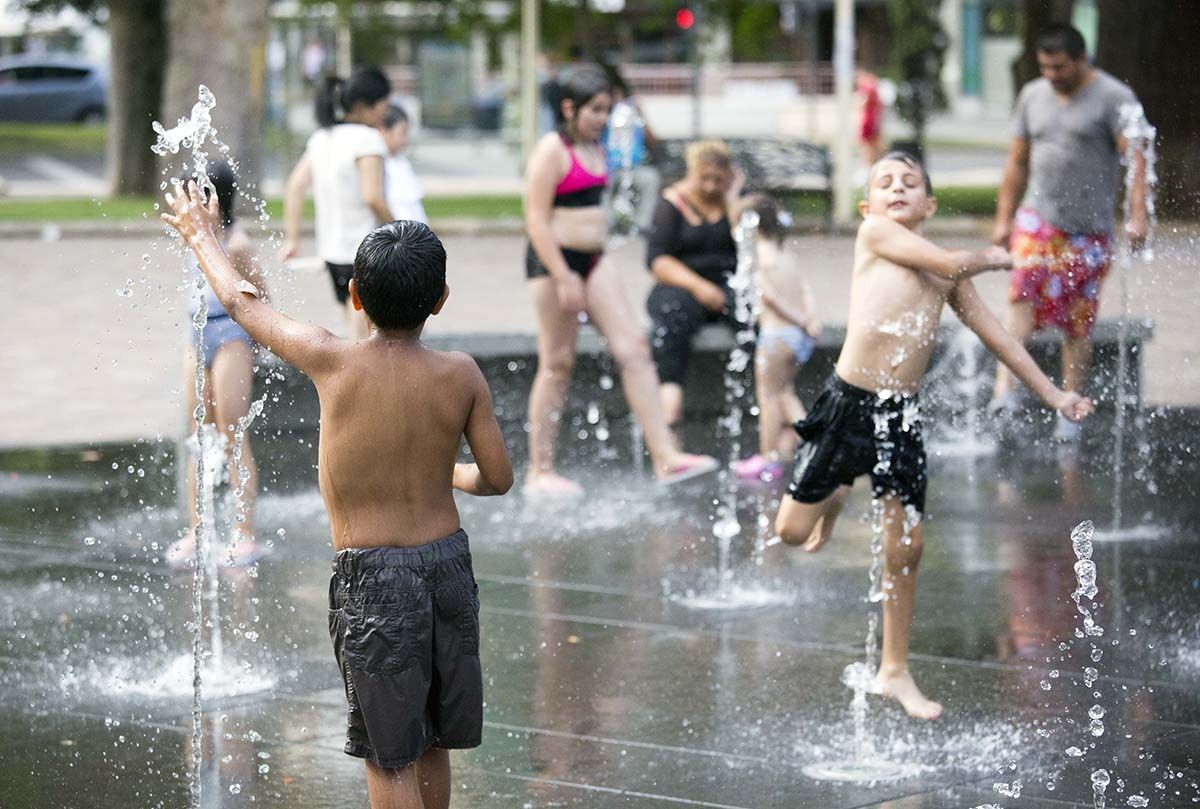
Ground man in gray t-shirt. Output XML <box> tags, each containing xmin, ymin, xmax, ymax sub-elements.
<box><xmin>990</xmin><ymin>24</ymin><xmax>1149</xmax><ymax>439</ymax></box>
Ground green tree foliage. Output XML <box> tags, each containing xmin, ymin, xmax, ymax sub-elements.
<box><xmin>887</xmin><ymin>0</ymin><xmax>947</xmax><ymax>150</ymax></box>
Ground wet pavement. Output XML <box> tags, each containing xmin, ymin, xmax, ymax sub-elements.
<box><xmin>1</xmin><ymin>412</ymin><xmax>1199</xmax><ymax>808</ymax></box>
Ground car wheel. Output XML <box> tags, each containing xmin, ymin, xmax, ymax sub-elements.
<box><xmin>76</xmin><ymin>107</ymin><xmax>106</xmax><ymax>125</ymax></box>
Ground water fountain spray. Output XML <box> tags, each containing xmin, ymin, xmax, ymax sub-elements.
<box><xmin>1106</xmin><ymin>104</ymin><xmax>1157</xmax><ymax>539</ymax></box>
<box><xmin>151</xmin><ymin>84</ymin><xmax>275</xmax><ymax>808</ymax></box>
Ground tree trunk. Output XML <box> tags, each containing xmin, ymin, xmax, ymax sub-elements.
<box><xmin>1011</xmin><ymin>0</ymin><xmax>1074</xmax><ymax>93</ymax></box>
<box><xmin>105</xmin><ymin>0</ymin><xmax>166</xmax><ymax>197</ymax></box>
<box><xmin>1096</xmin><ymin>1</ymin><xmax>1200</xmax><ymax>217</ymax></box>
<box><xmin>162</xmin><ymin>0</ymin><xmax>271</xmax><ymax>195</ymax></box>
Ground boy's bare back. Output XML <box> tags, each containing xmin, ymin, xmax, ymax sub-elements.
<box><xmin>317</xmin><ymin>340</ymin><xmax>499</xmax><ymax>549</ymax></box>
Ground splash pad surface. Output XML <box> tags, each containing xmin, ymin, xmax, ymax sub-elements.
<box><xmin>1</xmin><ymin>425</ymin><xmax>1198</xmax><ymax>807</ymax></box>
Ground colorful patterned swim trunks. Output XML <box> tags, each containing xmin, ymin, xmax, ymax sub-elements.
<box><xmin>1009</xmin><ymin>207</ymin><xmax>1113</xmax><ymax>339</ymax></box>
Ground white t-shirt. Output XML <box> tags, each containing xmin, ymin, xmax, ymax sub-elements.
<box><xmin>304</xmin><ymin>123</ymin><xmax>389</xmax><ymax>264</ymax></box>
<box><xmin>384</xmin><ymin>154</ymin><xmax>427</xmax><ymax>224</ymax></box>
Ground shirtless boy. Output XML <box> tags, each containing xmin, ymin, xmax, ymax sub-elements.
<box><xmin>774</xmin><ymin>153</ymin><xmax>1093</xmax><ymax>720</ymax></box>
<box><xmin>164</xmin><ymin>181</ymin><xmax>513</xmax><ymax>809</ymax></box>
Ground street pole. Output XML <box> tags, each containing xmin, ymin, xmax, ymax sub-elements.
<box><xmin>521</xmin><ymin>0</ymin><xmax>540</xmax><ymax>169</ymax></box>
<box><xmin>832</xmin><ymin>0</ymin><xmax>856</xmax><ymax>226</ymax></box>
<box><xmin>690</xmin><ymin>10</ymin><xmax>701</xmax><ymax>138</ymax></box>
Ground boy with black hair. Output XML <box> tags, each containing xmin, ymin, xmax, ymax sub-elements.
<box><xmin>774</xmin><ymin>153</ymin><xmax>1093</xmax><ymax>720</ymax></box>
<box><xmin>165</xmin><ymin>182</ymin><xmax>513</xmax><ymax>809</ymax></box>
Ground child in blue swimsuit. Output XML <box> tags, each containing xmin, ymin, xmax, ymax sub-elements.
<box><xmin>735</xmin><ymin>196</ymin><xmax>822</xmax><ymax>482</ymax></box>
<box><xmin>166</xmin><ymin>161</ymin><xmax>269</xmax><ymax>568</ymax></box>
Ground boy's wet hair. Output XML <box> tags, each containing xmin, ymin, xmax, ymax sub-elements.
<box><xmin>180</xmin><ymin>160</ymin><xmax>237</xmax><ymax>229</ymax></box>
<box><xmin>549</xmin><ymin>64</ymin><xmax>610</xmax><ymax>137</ymax></box>
<box><xmin>383</xmin><ymin>103</ymin><xmax>409</xmax><ymax>129</ymax></box>
<box><xmin>752</xmin><ymin>195</ymin><xmax>791</xmax><ymax>244</ymax></box>
<box><xmin>315</xmin><ymin>66</ymin><xmax>391</xmax><ymax>128</ymax></box>
<box><xmin>353</xmin><ymin>221</ymin><xmax>446</xmax><ymax>329</ymax></box>
<box><xmin>867</xmin><ymin>151</ymin><xmax>933</xmax><ymax>196</ymax></box>
<box><xmin>1036</xmin><ymin>23</ymin><xmax>1087</xmax><ymax>60</ymax></box>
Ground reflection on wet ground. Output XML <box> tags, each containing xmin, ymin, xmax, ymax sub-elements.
<box><xmin>1</xmin><ymin>422</ymin><xmax>1198</xmax><ymax>808</ymax></box>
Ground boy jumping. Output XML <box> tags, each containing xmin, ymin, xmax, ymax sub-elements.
<box><xmin>165</xmin><ymin>181</ymin><xmax>513</xmax><ymax>808</ymax></box>
<box><xmin>774</xmin><ymin>153</ymin><xmax>1092</xmax><ymax>720</ymax></box>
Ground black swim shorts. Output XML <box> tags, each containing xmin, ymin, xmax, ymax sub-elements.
<box><xmin>326</xmin><ymin>261</ymin><xmax>353</xmax><ymax>304</ymax></box>
<box><xmin>787</xmin><ymin>375</ymin><xmax>927</xmax><ymax>513</ymax></box>
<box><xmin>328</xmin><ymin>529</ymin><xmax>483</xmax><ymax>769</ymax></box>
<box><xmin>525</xmin><ymin>243</ymin><xmax>601</xmax><ymax>280</ymax></box>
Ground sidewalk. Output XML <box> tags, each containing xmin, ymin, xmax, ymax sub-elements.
<box><xmin>0</xmin><ymin>102</ymin><xmax>1010</xmax><ymax>200</ymax></box>
<box><xmin>1</xmin><ymin>226</ymin><xmax>1194</xmax><ymax>448</ymax></box>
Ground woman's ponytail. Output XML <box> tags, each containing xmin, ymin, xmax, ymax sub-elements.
<box><xmin>314</xmin><ymin>76</ymin><xmax>343</xmax><ymax>128</ymax></box>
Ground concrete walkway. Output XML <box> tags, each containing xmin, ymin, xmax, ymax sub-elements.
<box><xmin>1</xmin><ymin>225</ymin><xmax>1193</xmax><ymax>448</ymax></box>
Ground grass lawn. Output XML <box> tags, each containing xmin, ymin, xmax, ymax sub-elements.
<box><xmin>0</xmin><ymin>195</ymin><xmax>525</xmax><ymax>223</ymax></box>
<box><xmin>0</xmin><ymin>123</ymin><xmax>107</xmax><ymax>155</ymax></box>
<box><xmin>0</xmin><ymin>188</ymin><xmax>997</xmax><ymax>223</ymax></box>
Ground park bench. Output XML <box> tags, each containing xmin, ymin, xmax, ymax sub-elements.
<box><xmin>652</xmin><ymin>137</ymin><xmax>834</xmax><ymax>229</ymax></box>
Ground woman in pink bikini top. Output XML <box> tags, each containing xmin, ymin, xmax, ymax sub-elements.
<box><xmin>520</xmin><ymin>64</ymin><xmax>718</xmax><ymax>497</ymax></box>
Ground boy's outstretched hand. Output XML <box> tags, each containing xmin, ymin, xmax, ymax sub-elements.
<box><xmin>1056</xmin><ymin>390</ymin><xmax>1095</xmax><ymax>422</ymax></box>
<box><xmin>162</xmin><ymin>180</ymin><xmax>219</xmax><ymax>250</ymax></box>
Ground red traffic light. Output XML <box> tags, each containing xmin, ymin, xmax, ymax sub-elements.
<box><xmin>675</xmin><ymin>8</ymin><xmax>695</xmax><ymax>29</ymax></box>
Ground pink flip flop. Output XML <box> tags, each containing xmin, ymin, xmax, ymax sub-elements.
<box><xmin>658</xmin><ymin>454</ymin><xmax>719</xmax><ymax>486</ymax></box>
<box><xmin>522</xmin><ymin>474</ymin><xmax>585</xmax><ymax>499</ymax></box>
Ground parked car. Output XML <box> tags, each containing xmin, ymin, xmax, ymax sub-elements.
<box><xmin>0</xmin><ymin>54</ymin><xmax>107</xmax><ymax>123</ymax></box>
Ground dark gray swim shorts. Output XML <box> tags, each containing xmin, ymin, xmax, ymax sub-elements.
<box><xmin>328</xmin><ymin>529</ymin><xmax>483</xmax><ymax>769</ymax></box>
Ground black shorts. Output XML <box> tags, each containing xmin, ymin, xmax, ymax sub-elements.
<box><xmin>787</xmin><ymin>375</ymin><xmax>927</xmax><ymax>513</ymax></box>
<box><xmin>525</xmin><ymin>243</ymin><xmax>601</xmax><ymax>280</ymax></box>
<box><xmin>326</xmin><ymin>262</ymin><xmax>353</xmax><ymax>304</ymax></box>
<box><xmin>328</xmin><ymin>530</ymin><xmax>483</xmax><ymax>769</ymax></box>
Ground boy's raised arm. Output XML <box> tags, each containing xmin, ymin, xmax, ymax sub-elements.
<box><xmin>164</xmin><ymin>181</ymin><xmax>340</xmax><ymax>378</ymax></box>
<box><xmin>949</xmin><ymin>280</ymin><xmax>1093</xmax><ymax>422</ymax></box>
<box><xmin>860</xmin><ymin>215</ymin><xmax>1012</xmax><ymax>281</ymax></box>
<box><xmin>453</xmin><ymin>358</ymin><xmax>514</xmax><ymax>497</ymax></box>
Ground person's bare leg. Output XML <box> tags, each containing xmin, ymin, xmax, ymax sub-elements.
<box><xmin>169</xmin><ymin>349</ymin><xmax>213</xmax><ymax>565</ymax></box>
<box><xmin>211</xmin><ymin>341</ymin><xmax>264</xmax><ymax>564</ymax></box>
<box><xmin>991</xmin><ymin>302</ymin><xmax>1036</xmax><ymax>403</ymax></box>
<box><xmin>585</xmin><ymin>265</ymin><xmax>712</xmax><ymax>477</ymax></box>
<box><xmin>755</xmin><ymin>345</ymin><xmax>780</xmax><ymax>458</ymax></box>
<box><xmin>211</xmin><ymin>341</ymin><xmax>258</xmax><ymax>540</ymax></box>
<box><xmin>525</xmin><ymin>278</ymin><xmax>582</xmax><ymax>492</ymax></box>
<box><xmin>874</xmin><ymin>497</ymin><xmax>942</xmax><ymax>720</ymax></box>
<box><xmin>659</xmin><ymin>383</ymin><xmax>684</xmax><ymax>431</ymax></box>
<box><xmin>365</xmin><ymin>760</ymin><xmax>425</xmax><ymax>809</ymax></box>
<box><xmin>415</xmin><ymin>747</ymin><xmax>450</xmax><ymax>809</ymax></box>
<box><xmin>775</xmin><ymin>485</ymin><xmax>849</xmax><ymax>550</ymax></box>
<box><xmin>1061</xmin><ymin>334</ymin><xmax>1093</xmax><ymax>395</ymax></box>
<box><xmin>758</xmin><ymin>340</ymin><xmax>803</xmax><ymax>459</ymax></box>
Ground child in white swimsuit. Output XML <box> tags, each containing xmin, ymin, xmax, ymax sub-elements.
<box><xmin>735</xmin><ymin>197</ymin><xmax>821</xmax><ymax>482</ymax></box>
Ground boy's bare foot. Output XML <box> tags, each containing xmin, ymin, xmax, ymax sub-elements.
<box><xmin>874</xmin><ymin>667</ymin><xmax>943</xmax><ymax>720</ymax></box>
<box><xmin>165</xmin><ymin>531</ymin><xmax>196</xmax><ymax>568</ymax></box>
<box><xmin>523</xmin><ymin>472</ymin><xmax>584</xmax><ymax>498</ymax></box>
<box><xmin>656</xmin><ymin>453</ymin><xmax>719</xmax><ymax>486</ymax></box>
<box><xmin>801</xmin><ymin>514</ymin><xmax>834</xmax><ymax>552</ymax></box>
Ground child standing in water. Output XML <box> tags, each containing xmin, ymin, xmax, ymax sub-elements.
<box><xmin>165</xmin><ymin>183</ymin><xmax>512</xmax><ymax>809</ymax></box>
<box><xmin>774</xmin><ymin>153</ymin><xmax>1093</xmax><ymax>720</ymax></box>
<box><xmin>734</xmin><ymin>197</ymin><xmax>821</xmax><ymax>483</ymax></box>
<box><xmin>379</xmin><ymin>103</ymin><xmax>428</xmax><ymax>224</ymax></box>
<box><xmin>167</xmin><ymin>161</ymin><xmax>269</xmax><ymax>568</ymax></box>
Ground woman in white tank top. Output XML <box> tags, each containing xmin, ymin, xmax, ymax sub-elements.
<box><xmin>281</xmin><ymin>66</ymin><xmax>395</xmax><ymax>338</ymax></box>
